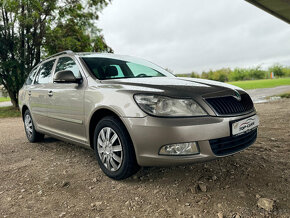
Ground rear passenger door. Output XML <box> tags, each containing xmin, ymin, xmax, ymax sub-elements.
<box><xmin>45</xmin><ymin>56</ymin><xmax>86</xmax><ymax>143</ymax></box>
<box><xmin>29</xmin><ymin>59</ymin><xmax>56</xmax><ymax>129</ymax></box>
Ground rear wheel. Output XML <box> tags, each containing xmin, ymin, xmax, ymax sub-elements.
<box><xmin>24</xmin><ymin>110</ymin><xmax>44</xmax><ymax>143</ymax></box>
<box><xmin>93</xmin><ymin>116</ymin><xmax>139</xmax><ymax>180</ymax></box>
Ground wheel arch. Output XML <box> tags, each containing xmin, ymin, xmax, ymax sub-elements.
<box><xmin>21</xmin><ymin>105</ymin><xmax>29</xmax><ymax>121</ymax></box>
<box><xmin>88</xmin><ymin>108</ymin><xmax>133</xmax><ymax>150</ymax></box>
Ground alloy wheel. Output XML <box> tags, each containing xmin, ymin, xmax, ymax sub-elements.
<box><xmin>97</xmin><ymin>127</ymin><xmax>123</xmax><ymax>172</ymax></box>
<box><xmin>24</xmin><ymin>114</ymin><xmax>33</xmax><ymax>139</ymax></box>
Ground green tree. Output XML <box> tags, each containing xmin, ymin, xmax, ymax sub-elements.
<box><xmin>229</xmin><ymin>68</ymin><xmax>249</xmax><ymax>81</ymax></box>
<box><xmin>269</xmin><ymin>64</ymin><xmax>285</xmax><ymax>77</ymax></box>
<box><xmin>212</xmin><ymin>68</ymin><xmax>231</xmax><ymax>82</ymax></box>
<box><xmin>45</xmin><ymin>0</ymin><xmax>113</xmax><ymax>54</ymax></box>
<box><xmin>200</xmin><ymin>68</ymin><xmax>231</xmax><ymax>82</ymax></box>
<box><xmin>248</xmin><ymin>66</ymin><xmax>266</xmax><ymax>80</ymax></box>
<box><xmin>201</xmin><ymin>71</ymin><xmax>209</xmax><ymax>79</ymax></box>
<box><xmin>0</xmin><ymin>0</ymin><xmax>112</xmax><ymax>107</ymax></box>
<box><xmin>189</xmin><ymin>71</ymin><xmax>200</xmax><ymax>78</ymax></box>
<box><xmin>282</xmin><ymin>67</ymin><xmax>290</xmax><ymax>77</ymax></box>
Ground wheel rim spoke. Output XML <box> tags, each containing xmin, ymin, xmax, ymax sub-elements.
<box><xmin>109</xmin><ymin>133</ymin><xmax>118</xmax><ymax>145</ymax></box>
<box><xmin>106</xmin><ymin>128</ymin><xmax>111</xmax><ymax>140</ymax></box>
<box><xmin>100</xmin><ymin>129</ymin><xmax>106</xmax><ymax>141</ymax></box>
<box><xmin>112</xmin><ymin>145</ymin><xmax>122</xmax><ymax>152</ymax></box>
<box><xmin>113</xmin><ymin>153</ymin><xmax>121</xmax><ymax>163</ymax></box>
<box><xmin>98</xmin><ymin>138</ymin><xmax>105</xmax><ymax>147</ymax></box>
<box><xmin>110</xmin><ymin>157</ymin><xmax>118</xmax><ymax>171</ymax></box>
<box><xmin>106</xmin><ymin>156</ymin><xmax>110</xmax><ymax>169</ymax></box>
<box><xmin>101</xmin><ymin>153</ymin><xmax>106</xmax><ymax>162</ymax></box>
<box><xmin>97</xmin><ymin>127</ymin><xmax>123</xmax><ymax>172</ymax></box>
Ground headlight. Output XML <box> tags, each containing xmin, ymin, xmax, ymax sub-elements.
<box><xmin>134</xmin><ymin>94</ymin><xmax>207</xmax><ymax>117</ymax></box>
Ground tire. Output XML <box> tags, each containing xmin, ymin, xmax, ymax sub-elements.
<box><xmin>23</xmin><ymin>110</ymin><xmax>44</xmax><ymax>143</ymax></box>
<box><xmin>93</xmin><ymin>116</ymin><xmax>140</xmax><ymax>180</ymax></box>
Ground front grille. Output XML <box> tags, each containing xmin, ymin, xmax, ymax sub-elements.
<box><xmin>205</xmin><ymin>94</ymin><xmax>254</xmax><ymax>115</ymax></box>
<box><xmin>209</xmin><ymin>129</ymin><xmax>257</xmax><ymax>156</ymax></box>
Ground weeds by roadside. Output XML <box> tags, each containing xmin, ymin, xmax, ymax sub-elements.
<box><xmin>279</xmin><ymin>92</ymin><xmax>290</xmax><ymax>98</ymax></box>
<box><xmin>0</xmin><ymin>106</ymin><xmax>21</xmax><ymax>118</ymax></box>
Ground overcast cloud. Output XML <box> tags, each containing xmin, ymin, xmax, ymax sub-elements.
<box><xmin>98</xmin><ymin>0</ymin><xmax>290</xmax><ymax>74</ymax></box>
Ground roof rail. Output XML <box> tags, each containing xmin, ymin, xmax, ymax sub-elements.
<box><xmin>40</xmin><ymin>50</ymin><xmax>74</xmax><ymax>63</ymax></box>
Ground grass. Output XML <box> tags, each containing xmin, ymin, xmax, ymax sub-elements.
<box><xmin>0</xmin><ymin>97</ymin><xmax>10</xmax><ymax>102</ymax></box>
<box><xmin>0</xmin><ymin>106</ymin><xmax>21</xmax><ymax>118</ymax></box>
<box><xmin>228</xmin><ymin>77</ymin><xmax>290</xmax><ymax>90</ymax></box>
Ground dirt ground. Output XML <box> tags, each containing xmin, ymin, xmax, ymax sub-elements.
<box><xmin>0</xmin><ymin>100</ymin><xmax>289</xmax><ymax>218</ymax></box>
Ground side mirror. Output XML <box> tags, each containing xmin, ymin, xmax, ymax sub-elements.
<box><xmin>53</xmin><ymin>70</ymin><xmax>82</xmax><ymax>84</ymax></box>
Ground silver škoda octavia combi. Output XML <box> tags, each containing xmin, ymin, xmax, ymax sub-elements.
<box><xmin>19</xmin><ymin>51</ymin><xmax>259</xmax><ymax>180</ymax></box>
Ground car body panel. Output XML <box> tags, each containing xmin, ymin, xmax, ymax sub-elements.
<box><xmin>121</xmin><ymin>111</ymin><xmax>256</xmax><ymax>166</ymax></box>
<box><xmin>42</xmin><ymin>82</ymin><xmax>87</xmax><ymax>143</ymax></box>
<box><xmin>28</xmin><ymin>83</ymin><xmax>52</xmax><ymax>129</ymax></box>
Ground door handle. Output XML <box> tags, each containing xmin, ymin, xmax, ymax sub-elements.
<box><xmin>48</xmin><ymin>91</ymin><xmax>53</xmax><ymax>97</ymax></box>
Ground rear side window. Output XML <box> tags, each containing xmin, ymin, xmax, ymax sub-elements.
<box><xmin>55</xmin><ymin>57</ymin><xmax>81</xmax><ymax>78</ymax></box>
<box><xmin>25</xmin><ymin>67</ymin><xmax>39</xmax><ymax>85</ymax></box>
<box><xmin>35</xmin><ymin>60</ymin><xmax>55</xmax><ymax>84</ymax></box>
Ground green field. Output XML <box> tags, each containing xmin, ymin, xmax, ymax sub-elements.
<box><xmin>0</xmin><ymin>97</ymin><xmax>10</xmax><ymax>102</ymax></box>
<box><xmin>228</xmin><ymin>78</ymin><xmax>290</xmax><ymax>90</ymax></box>
<box><xmin>0</xmin><ymin>106</ymin><xmax>21</xmax><ymax>118</ymax></box>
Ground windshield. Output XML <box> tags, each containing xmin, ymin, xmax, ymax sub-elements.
<box><xmin>81</xmin><ymin>56</ymin><xmax>174</xmax><ymax>80</ymax></box>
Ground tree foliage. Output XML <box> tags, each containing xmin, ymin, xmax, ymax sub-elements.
<box><xmin>177</xmin><ymin>65</ymin><xmax>290</xmax><ymax>82</ymax></box>
<box><xmin>45</xmin><ymin>0</ymin><xmax>113</xmax><ymax>54</ymax></box>
<box><xmin>269</xmin><ymin>64</ymin><xmax>285</xmax><ymax>77</ymax></box>
<box><xmin>0</xmin><ymin>0</ymin><xmax>112</xmax><ymax>107</ymax></box>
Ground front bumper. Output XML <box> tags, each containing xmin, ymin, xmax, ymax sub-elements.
<box><xmin>122</xmin><ymin>111</ymin><xmax>258</xmax><ymax>166</ymax></box>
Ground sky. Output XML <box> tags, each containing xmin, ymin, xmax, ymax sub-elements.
<box><xmin>98</xmin><ymin>0</ymin><xmax>290</xmax><ymax>74</ymax></box>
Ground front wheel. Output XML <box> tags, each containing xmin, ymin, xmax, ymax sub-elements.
<box><xmin>24</xmin><ymin>110</ymin><xmax>44</xmax><ymax>143</ymax></box>
<box><xmin>93</xmin><ymin>116</ymin><xmax>139</xmax><ymax>180</ymax></box>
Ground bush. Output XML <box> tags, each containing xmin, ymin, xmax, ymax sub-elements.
<box><xmin>190</xmin><ymin>72</ymin><xmax>200</xmax><ymax>78</ymax></box>
<box><xmin>200</xmin><ymin>68</ymin><xmax>231</xmax><ymax>82</ymax></box>
<box><xmin>176</xmin><ymin>73</ymin><xmax>190</xmax><ymax>77</ymax></box>
<box><xmin>229</xmin><ymin>68</ymin><xmax>249</xmax><ymax>81</ymax></box>
<box><xmin>176</xmin><ymin>64</ymin><xmax>290</xmax><ymax>82</ymax></box>
<box><xmin>176</xmin><ymin>72</ymin><xmax>200</xmax><ymax>78</ymax></box>
<box><xmin>212</xmin><ymin>68</ymin><xmax>231</xmax><ymax>82</ymax></box>
<box><xmin>282</xmin><ymin>67</ymin><xmax>290</xmax><ymax>77</ymax></box>
<box><xmin>269</xmin><ymin>64</ymin><xmax>285</xmax><ymax>77</ymax></box>
<box><xmin>248</xmin><ymin>66</ymin><xmax>267</xmax><ymax>80</ymax></box>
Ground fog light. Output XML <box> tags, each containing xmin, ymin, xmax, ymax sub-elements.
<box><xmin>159</xmin><ymin>142</ymin><xmax>199</xmax><ymax>156</ymax></box>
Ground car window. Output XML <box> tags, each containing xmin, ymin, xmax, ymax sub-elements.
<box><xmin>25</xmin><ymin>67</ymin><xmax>39</xmax><ymax>85</ymax></box>
<box><xmin>35</xmin><ymin>60</ymin><xmax>55</xmax><ymax>84</ymax></box>
<box><xmin>82</xmin><ymin>57</ymin><xmax>167</xmax><ymax>80</ymax></box>
<box><xmin>126</xmin><ymin>62</ymin><xmax>163</xmax><ymax>77</ymax></box>
<box><xmin>103</xmin><ymin>64</ymin><xmax>125</xmax><ymax>78</ymax></box>
<box><xmin>55</xmin><ymin>57</ymin><xmax>81</xmax><ymax>78</ymax></box>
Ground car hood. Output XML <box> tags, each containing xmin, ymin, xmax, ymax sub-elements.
<box><xmin>100</xmin><ymin>77</ymin><xmax>244</xmax><ymax>98</ymax></box>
